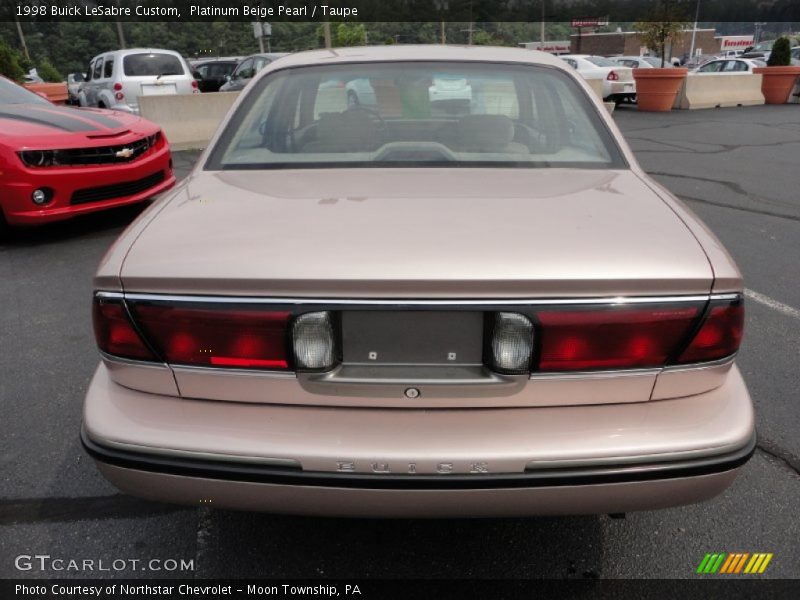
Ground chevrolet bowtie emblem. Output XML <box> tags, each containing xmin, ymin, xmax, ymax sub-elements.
<box><xmin>115</xmin><ymin>147</ymin><xmax>134</xmax><ymax>158</ymax></box>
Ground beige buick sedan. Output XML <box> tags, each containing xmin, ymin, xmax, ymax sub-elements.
<box><xmin>83</xmin><ymin>46</ymin><xmax>754</xmax><ymax>517</ymax></box>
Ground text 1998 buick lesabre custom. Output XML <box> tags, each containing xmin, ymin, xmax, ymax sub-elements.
<box><xmin>82</xmin><ymin>46</ymin><xmax>753</xmax><ymax>517</ymax></box>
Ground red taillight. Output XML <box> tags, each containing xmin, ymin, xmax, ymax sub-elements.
<box><xmin>92</xmin><ymin>298</ymin><xmax>156</xmax><ymax>361</ymax></box>
<box><xmin>115</xmin><ymin>91</ymin><xmax>124</xmax><ymax>100</ymax></box>
<box><xmin>536</xmin><ymin>305</ymin><xmax>702</xmax><ymax>372</ymax></box>
<box><xmin>607</xmin><ymin>70</ymin><xmax>620</xmax><ymax>81</ymax></box>
<box><xmin>113</xmin><ymin>83</ymin><xmax>123</xmax><ymax>91</ymax></box>
<box><xmin>677</xmin><ymin>299</ymin><xmax>744</xmax><ymax>364</ymax></box>
<box><xmin>131</xmin><ymin>304</ymin><xmax>291</xmax><ymax>370</ymax></box>
<box><xmin>191</xmin><ymin>80</ymin><xmax>198</xmax><ymax>89</ymax></box>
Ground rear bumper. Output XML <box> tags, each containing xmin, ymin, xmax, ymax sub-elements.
<box><xmin>1</xmin><ymin>145</ymin><xmax>174</xmax><ymax>226</ymax></box>
<box><xmin>605</xmin><ymin>81</ymin><xmax>637</xmax><ymax>100</ymax></box>
<box><xmin>82</xmin><ymin>364</ymin><xmax>755</xmax><ymax>516</ymax></box>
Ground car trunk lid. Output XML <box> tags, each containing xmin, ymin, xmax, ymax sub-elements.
<box><xmin>119</xmin><ymin>168</ymin><xmax>712</xmax><ymax>298</ymax></box>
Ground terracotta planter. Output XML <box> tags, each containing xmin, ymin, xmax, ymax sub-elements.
<box><xmin>632</xmin><ymin>68</ymin><xmax>688</xmax><ymax>112</ymax></box>
<box><xmin>752</xmin><ymin>66</ymin><xmax>800</xmax><ymax>105</ymax></box>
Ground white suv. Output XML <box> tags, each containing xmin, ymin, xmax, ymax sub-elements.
<box><xmin>79</xmin><ymin>48</ymin><xmax>198</xmax><ymax>114</ymax></box>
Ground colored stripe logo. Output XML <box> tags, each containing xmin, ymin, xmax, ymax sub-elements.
<box><xmin>697</xmin><ymin>552</ymin><xmax>773</xmax><ymax>574</ymax></box>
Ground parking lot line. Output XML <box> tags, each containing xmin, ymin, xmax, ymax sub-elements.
<box><xmin>744</xmin><ymin>289</ymin><xmax>800</xmax><ymax>320</ymax></box>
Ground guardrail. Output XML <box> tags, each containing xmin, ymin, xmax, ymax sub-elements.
<box><xmin>674</xmin><ymin>73</ymin><xmax>764</xmax><ymax>110</ymax></box>
<box><xmin>139</xmin><ymin>92</ymin><xmax>240</xmax><ymax>150</ymax></box>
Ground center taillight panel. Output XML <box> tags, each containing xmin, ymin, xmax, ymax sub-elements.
<box><xmin>93</xmin><ymin>295</ymin><xmax>744</xmax><ymax>375</ymax></box>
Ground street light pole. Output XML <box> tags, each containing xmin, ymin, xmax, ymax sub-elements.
<box><xmin>688</xmin><ymin>0</ymin><xmax>701</xmax><ymax>59</ymax></box>
<box><xmin>14</xmin><ymin>17</ymin><xmax>30</xmax><ymax>60</ymax></box>
<box><xmin>323</xmin><ymin>21</ymin><xmax>332</xmax><ymax>48</ymax></box>
<box><xmin>540</xmin><ymin>0</ymin><xmax>546</xmax><ymax>44</ymax></box>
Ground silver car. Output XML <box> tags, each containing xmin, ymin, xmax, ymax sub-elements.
<box><xmin>79</xmin><ymin>48</ymin><xmax>198</xmax><ymax>114</ymax></box>
<box><xmin>219</xmin><ymin>53</ymin><xmax>289</xmax><ymax>92</ymax></box>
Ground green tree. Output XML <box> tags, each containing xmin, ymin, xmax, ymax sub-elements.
<box><xmin>472</xmin><ymin>29</ymin><xmax>503</xmax><ymax>46</ymax></box>
<box><xmin>767</xmin><ymin>37</ymin><xmax>791</xmax><ymax>67</ymax></box>
<box><xmin>0</xmin><ymin>40</ymin><xmax>25</xmax><ymax>81</ymax></box>
<box><xmin>36</xmin><ymin>58</ymin><xmax>62</xmax><ymax>82</ymax></box>
<box><xmin>633</xmin><ymin>1</ymin><xmax>691</xmax><ymax>68</ymax></box>
<box><xmin>335</xmin><ymin>23</ymin><xmax>366</xmax><ymax>47</ymax></box>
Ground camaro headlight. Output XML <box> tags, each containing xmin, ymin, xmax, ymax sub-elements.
<box><xmin>18</xmin><ymin>150</ymin><xmax>65</xmax><ymax>167</ymax></box>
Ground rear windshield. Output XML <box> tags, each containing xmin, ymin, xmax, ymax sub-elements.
<box><xmin>207</xmin><ymin>61</ymin><xmax>625</xmax><ymax>170</ymax></box>
<box><xmin>123</xmin><ymin>53</ymin><xmax>184</xmax><ymax>77</ymax></box>
<box><xmin>586</xmin><ymin>57</ymin><xmax>617</xmax><ymax>67</ymax></box>
<box><xmin>0</xmin><ymin>77</ymin><xmax>49</xmax><ymax>105</ymax></box>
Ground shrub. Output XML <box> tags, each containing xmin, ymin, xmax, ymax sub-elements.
<box><xmin>36</xmin><ymin>59</ymin><xmax>63</xmax><ymax>82</ymax></box>
<box><xmin>0</xmin><ymin>41</ymin><xmax>25</xmax><ymax>81</ymax></box>
<box><xmin>767</xmin><ymin>37</ymin><xmax>791</xmax><ymax>67</ymax></box>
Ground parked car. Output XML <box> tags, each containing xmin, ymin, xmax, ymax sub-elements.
<box><xmin>79</xmin><ymin>48</ymin><xmax>198</xmax><ymax>114</ymax></box>
<box><xmin>190</xmin><ymin>57</ymin><xmax>241</xmax><ymax>93</ymax></box>
<box><xmin>692</xmin><ymin>58</ymin><xmax>767</xmax><ymax>74</ymax></box>
<box><xmin>83</xmin><ymin>46</ymin><xmax>753</xmax><ymax>518</ymax></box>
<box><xmin>611</xmin><ymin>55</ymin><xmax>679</xmax><ymax>69</ymax></box>
<box><xmin>741</xmin><ymin>40</ymin><xmax>776</xmax><ymax>61</ymax></box>
<box><xmin>23</xmin><ymin>68</ymin><xmax>44</xmax><ymax>84</ymax></box>
<box><xmin>218</xmin><ymin>53</ymin><xmax>288</xmax><ymax>92</ymax></box>
<box><xmin>683</xmin><ymin>54</ymin><xmax>719</xmax><ymax>70</ymax></box>
<box><xmin>791</xmin><ymin>46</ymin><xmax>800</xmax><ymax>65</ymax></box>
<box><xmin>560</xmin><ymin>54</ymin><xmax>636</xmax><ymax>103</ymax></box>
<box><xmin>0</xmin><ymin>76</ymin><xmax>175</xmax><ymax>235</ymax></box>
<box><xmin>67</xmin><ymin>72</ymin><xmax>85</xmax><ymax>105</ymax></box>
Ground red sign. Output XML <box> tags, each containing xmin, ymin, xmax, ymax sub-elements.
<box><xmin>571</xmin><ymin>18</ymin><xmax>609</xmax><ymax>28</ymax></box>
<box><xmin>720</xmin><ymin>36</ymin><xmax>754</xmax><ymax>50</ymax></box>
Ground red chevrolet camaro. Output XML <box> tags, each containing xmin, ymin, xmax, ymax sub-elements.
<box><xmin>0</xmin><ymin>76</ymin><xmax>175</xmax><ymax>234</ymax></box>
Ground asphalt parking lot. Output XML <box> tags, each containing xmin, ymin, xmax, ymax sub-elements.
<box><xmin>1</xmin><ymin>105</ymin><xmax>799</xmax><ymax>580</ymax></box>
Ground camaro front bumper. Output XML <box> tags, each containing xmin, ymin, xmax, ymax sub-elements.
<box><xmin>82</xmin><ymin>364</ymin><xmax>755</xmax><ymax>517</ymax></box>
<box><xmin>1</xmin><ymin>144</ymin><xmax>174</xmax><ymax>226</ymax></box>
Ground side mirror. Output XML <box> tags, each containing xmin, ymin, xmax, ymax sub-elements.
<box><xmin>225</xmin><ymin>74</ymin><xmax>231</xmax><ymax>82</ymax></box>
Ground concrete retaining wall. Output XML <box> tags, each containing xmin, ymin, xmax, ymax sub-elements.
<box><xmin>675</xmin><ymin>73</ymin><xmax>764</xmax><ymax>110</ymax></box>
<box><xmin>584</xmin><ymin>77</ymin><xmax>605</xmax><ymax>101</ymax></box>
<box><xmin>789</xmin><ymin>78</ymin><xmax>800</xmax><ymax>104</ymax></box>
<box><xmin>139</xmin><ymin>92</ymin><xmax>240</xmax><ymax>150</ymax></box>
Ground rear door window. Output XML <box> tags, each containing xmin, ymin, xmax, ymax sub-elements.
<box><xmin>103</xmin><ymin>58</ymin><xmax>114</xmax><ymax>78</ymax></box>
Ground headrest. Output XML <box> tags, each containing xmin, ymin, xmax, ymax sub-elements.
<box><xmin>457</xmin><ymin>114</ymin><xmax>515</xmax><ymax>152</ymax></box>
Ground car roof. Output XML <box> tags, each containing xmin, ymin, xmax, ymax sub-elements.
<box><xmin>269</xmin><ymin>45</ymin><xmax>570</xmax><ymax>71</ymax></box>
<box><xmin>91</xmin><ymin>48</ymin><xmax>185</xmax><ymax>60</ymax></box>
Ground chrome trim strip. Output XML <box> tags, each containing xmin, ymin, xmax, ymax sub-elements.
<box><xmin>86</xmin><ymin>433</ymin><xmax>301</xmax><ymax>469</ymax></box>
<box><xmin>661</xmin><ymin>355</ymin><xmax>737</xmax><ymax>373</ymax></box>
<box><xmin>526</xmin><ymin>434</ymin><xmax>754</xmax><ymax>470</ymax></box>
<box><xmin>96</xmin><ymin>291</ymin><xmax>740</xmax><ymax>306</ymax></box>
<box><xmin>530</xmin><ymin>355</ymin><xmax>736</xmax><ymax>380</ymax></box>
<box><xmin>530</xmin><ymin>368</ymin><xmax>661</xmax><ymax>380</ymax></box>
<box><xmin>99</xmin><ymin>350</ymin><xmax>169</xmax><ymax>370</ymax></box>
<box><xmin>173</xmin><ymin>364</ymin><xmax>297</xmax><ymax>379</ymax></box>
